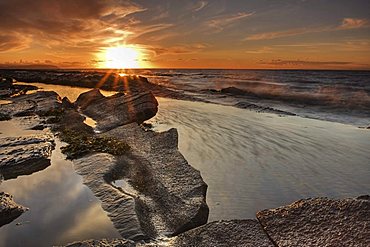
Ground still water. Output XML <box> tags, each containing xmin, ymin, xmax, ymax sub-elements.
<box><xmin>148</xmin><ymin>98</ymin><xmax>370</xmax><ymax>221</ymax></box>
<box><xmin>0</xmin><ymin>120</ymin><xmax>120</xmax><ymax>246</ymax></box>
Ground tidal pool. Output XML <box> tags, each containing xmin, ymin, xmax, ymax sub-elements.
<box><xmin>0</xmin><ymin>121</ymin><xmax>120</xmax><ymax>246</ymax></box>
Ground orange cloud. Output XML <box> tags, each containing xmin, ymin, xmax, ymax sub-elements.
<box><xmin>339</xmin><ymin>18</ymin><xmax>369</xmax><ymax>30</ymax></box>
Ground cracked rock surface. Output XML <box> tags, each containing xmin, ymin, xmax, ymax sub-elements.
<box><xmin>257</xmin><ymin>196</ymin><xmax>370</xmax><ymax>247</ymax></box>
<box><xmin>0</xmin><ymin>192</ymin><xmax>27</xmax><ymax>227</ymax></box>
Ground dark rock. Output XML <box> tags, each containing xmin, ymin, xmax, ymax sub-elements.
<box><xmin>257</xmin><ymin>197</ymin><xmax>370</xmax><ymax>247</ymax></box>
<box><xmin>0</xmin><ymin>112</ymin><xmax>11</xmax><ymax>121</ymax></box>
<box><xmin>63</xmin><ymin>239</ymin><xmax>136</xmax><ymax>247</ymax></box>
<box><xmin>62</xmin><ymin>96</ymin><xmax>75</xmax><ymax>109</ymax></box>
<box><xmin>235</xmin><ymin>102</ymin><xmax>296</xmax><ymax>116</ymax></box>
<box><xmin>0</xmin><ymin>192</ymin><xmax>27</xmax><ymax>227</ymax></box>
<box><xmin>0</xmin><ymin>91</ymin><xmax>61</xmax><ymax>118</ymax></box>
<box><xmin>171</xmin><ymin>220</ymin><xmax>274</xmax><ymax>247</ymax></box>
<box><xmin>220</xmin><ymin>87</ymin><xmax>258</xmax><ymax>97</ymax></box>
<box><xmin>0</xmin><ymin>134</ymin><xmax>55</xmax><ymax>179</ymax></box>
<box><xmin>75</xmin><ymin>89</ymin><xmax>105</xmax><ymax>109</ymax></box>
<box><xmin>0</xmin><ymin>77</ymin><xmax>13</xmax><ymax>89</ymax></box>
<box><xmin>76</xmin><ymin>90</ymin><xmax>158</xmax><ymax>131</ymax></box>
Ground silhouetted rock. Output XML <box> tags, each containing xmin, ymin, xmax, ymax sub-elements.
<box><xmin>0</xmin><ymin>134</ymin><xmax>55</xmax><ymax>179</ymax></box>
<box><xmin>0</xmin><ymin>192</ymin><xmax>27</xmax><ymax>227</ymax></box>
<box><xmin>257</xmin><ymin>196</ymin><xmax>370</xmax><ymax>247</ymax></box>
<box><xmin>61</xmin><ymin>97</ymin><xmax>74</xmax><ymax>109</ymax></box>
<box><xmin>76</xmin><ymin>89</ymin><xmax>158</xmax><ymax>131</ymax></box>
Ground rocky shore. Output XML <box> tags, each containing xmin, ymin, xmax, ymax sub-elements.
<box><xmin>0</xmin><ymin>75</ymin><xmax>369</xmax><ymax>246</ymax></box>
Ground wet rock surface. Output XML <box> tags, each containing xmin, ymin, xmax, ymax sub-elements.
<box><xmin>257</xmin><ymin>196</ymin><xmax>370</xmax><ymax>247</ymax></box>
<box><xmin>0</xmin><ymin>192</ymin><xmax>27</xmax><ymax>227</ymax></box>
<box><xmin>64</xmin><ymin>239</ymin><xmax>136</xmax><ymax>247</ymax></box>
<box><xmin>0</xmin><ymin>134</ymin><xmax>55</xmax><ymax>179</ymax></box>
<box><xmin>170</xmin><ymin>219</ymin><xmax>274</xmax><ymax>247</ymax></box>
<box><xmin>71</xmin><ymin>124</ymin><xmax>209</xmax><ymax>240</ymax></box>
<box><xmin>76</xmin><ymin>89</ymin><xmax>158</xmax><ymax>131</ymax></box>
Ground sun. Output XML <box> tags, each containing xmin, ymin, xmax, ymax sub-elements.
<box><xmin>104</xmin><ymin>46</ymin><xmax>140</xmax><ymax>69</ymax></box>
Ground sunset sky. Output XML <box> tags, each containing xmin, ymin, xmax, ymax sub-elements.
<box><xmin>0</xmin><ymin>0</ymin><xmax>369</xmax><ymax>69</ymax></box>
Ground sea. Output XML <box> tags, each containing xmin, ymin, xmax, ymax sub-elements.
<box><xmin>106</xmin><ymin>69</ymin><xmax>370</xmax><ymax>126</ymax></box>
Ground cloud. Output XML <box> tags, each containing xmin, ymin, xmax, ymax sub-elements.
<box><xmin>260</xmin><ymin>59</ymin><xmax>360</xmax><ymax>67</ymax></box>
<box><xmin>193</xmin><ymin>1</ymin><xmax>208</xmax><ymax>12</ymax></box>
<box><xmin>339</xmin><ymin>18</ymin><xmax>369</xmax><ymax>30</ymax></box>
<box><xmin>0</xmin><ymin>33</ymin><xmax>32</xmax><ymax>52</ymax></box>
<box><xmin>245</xmin><ymin>26</ymin><xmax>329</xmax><ymax>41</ymax></box>
<box><xmin>0</xmin><ymin>0</ymin><xmax>146</xmax><ymax>53</ymax></box>
<box><xmin>207</xmin><ymin>12</ymin><xmax>255</xmax><ymax>31</ymax></box>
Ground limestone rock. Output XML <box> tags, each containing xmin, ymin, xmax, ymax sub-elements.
<box><xmin>76</xmin><ymin>90</ymin><xmax>158</xmax><ymax>131</ymax></box>
<box><xmin>0</xmin><ymin>192</ymin><xmax>27</xmax><ymax>227</ymax></box>
<box><xmin>104</xmin><ymin>124</ymin><xmax>209</xmax><ymax>238</ymax></box>
<box><xmin>63</xmin><ymin>239</ymin><xmax>136</xmax><ymax>247</ymax></box>
<box><xmin>0</xmin><ymin>134</ymin><xmax>55</xmax><ymax>179</ymax></box>
<box><xmin>257</xmin><ymin>196</ymin><xmax>370</xmax><ymax>247</ymax></box>
<box><xmin>170</xmin><ymin>220</ymin><xmax>274</xmax><ymax>247</ymax></box>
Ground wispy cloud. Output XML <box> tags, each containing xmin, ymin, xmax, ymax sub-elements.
<box><xmin>339</xmin><ymin>18</ymin><xmax>369</xmax><ymax>30</ymax></box>
<box><xmin>245</xmin><ymin>26</ymin><xmax>329</xmax><ymax>41</ymax></box>
<box><xmin>207</xmin><ymin>12</ymin><xmax>255</xmax><ymax>31</ymax></box>
<box><xmin>193</xmin><ymin>1</ymin><xmax>208</xmax><ymax>12</ymax></box>
<box><xmin>245</xmin><ymin>18</ymin><xmax>370</xmax><ymax>41</ymax></box>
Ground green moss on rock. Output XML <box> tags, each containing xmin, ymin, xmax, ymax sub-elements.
<box><xmin>59</xmin><ymin>129</ymin><xmax>130</xmax><ymax>159</ymax></box>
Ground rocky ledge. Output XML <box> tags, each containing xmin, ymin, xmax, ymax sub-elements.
<box><xmin>65</xmin><ymin>196</ymin><xmax>370</xmax><ymax>246</ymax></box>
<box><xmin>0</xmin><ymin>192</ymin><xmax>27</xmax><ymax>227</ymax></box>
<box><xmin>69</xmin><ymin>89</ymin><xmax>208</xmax><ymax>240</ymax></box>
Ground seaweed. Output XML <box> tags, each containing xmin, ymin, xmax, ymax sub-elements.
<box><xmin>59</xmin><ymin>129</ymin><xmax>130</xmax><ymax>159</ymax></box>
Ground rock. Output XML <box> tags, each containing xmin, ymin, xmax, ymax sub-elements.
<box><xmin>0</xmin><ymin>192</ymin><xmax>27</xmax><ymax>227</ymax></box>
<box><xmin>235</xmin><ymin>102</ymin><xmax>296</xmax><ymax>116</ymax></box>
<box><xmin>75</xmin><ymin>89</ymin><xmax>105</xmax><ymax>109</ymax></box>
<box><xmin>71</xmin><ymin>123</ymin><xmax>208</xmax><ymax>240</ymax></box>
<box><xmin>257</xmin><ymin>196</ymin><xmax>370</xmax><ymax>247</ymax></box>
<box><xmin>62</xmin><ymin>96</ymin><xmax>75</xmax><ymax>109</ymax></box>
<box><xmin>104</xmin><ymin>124</ymin><xmax>209</xmax><ymax>238</ymax></box>
<box><xmin>0</xmin><ymin>91</ymin><xmax>61</xmax><ymax>118</ymax></box>
<box><xmin>63</xmin><ymin>239</ymin><xmax>136</xmax><ymax>247</ymax></box>
<box><xmin>0</xmin><ymin>77</ymin><xmax>13</xmax><ymax>89</ymax></box>
<box><xmin>76</xmin><ymin>90</ymin><xmax>158</xmax><ymax>131</ymax></box>
<box><xmin>0</xmin><ymin>134</ymin><xmax>55</xmax><ymax>179</ymax></box>
<box><xmin>73</xmin><ymin>154</ymin><xmax>148</xmax><ymax>241</ymax></box>
<box><xmin>170</xmin><ymin>220</ymin><xmax>274</xmax><ymax>247</ymax></box>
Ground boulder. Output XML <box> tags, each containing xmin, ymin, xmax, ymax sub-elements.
<box><xmin>170</xmin><ymin>220</ymin><xmax>274</xmax><ymax>247</ymax></box>
<box><xmin>257</xmin><ymin>196</ymin><xmax>370</xmax><ymax>247</ymax></box>
<box><xmin>0</xmin><ymin>192</ymin><xmax>27</xmax><ymax>227</ymax></box>
<box><xmin>75</xmin><ymin>89</ymin><xmax>105</xmax><ymax>109</ymax></box>
<box><xmin>76</xmin><ymin>89</ymin><xmax>158</xmax><ymax>131</ymax></box>
<box><xmin>0</xmin><ymin>134</ymin><xmax>55</xmax><ymax>179</ymax></box>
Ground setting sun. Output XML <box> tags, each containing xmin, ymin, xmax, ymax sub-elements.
<box><xmin>104</xmin><ymin>46</ymin><xmax>141</xmax><ymax>69</ymax></box>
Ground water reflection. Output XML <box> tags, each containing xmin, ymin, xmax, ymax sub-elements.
<box><xmin>0</xmin><ymin>140</ymin><xmax>121</xmax><ymax>246</ymax></box>
<box><xmin>149</xmin><ymin>98</ymin><xmax>370</xmax><ymax>221</ymax></box>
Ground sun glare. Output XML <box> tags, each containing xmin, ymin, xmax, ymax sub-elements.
<box><xmin>104</xmin><ymin>46</ymin><xmax>140</xmax><ymax>69</ymax></box>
